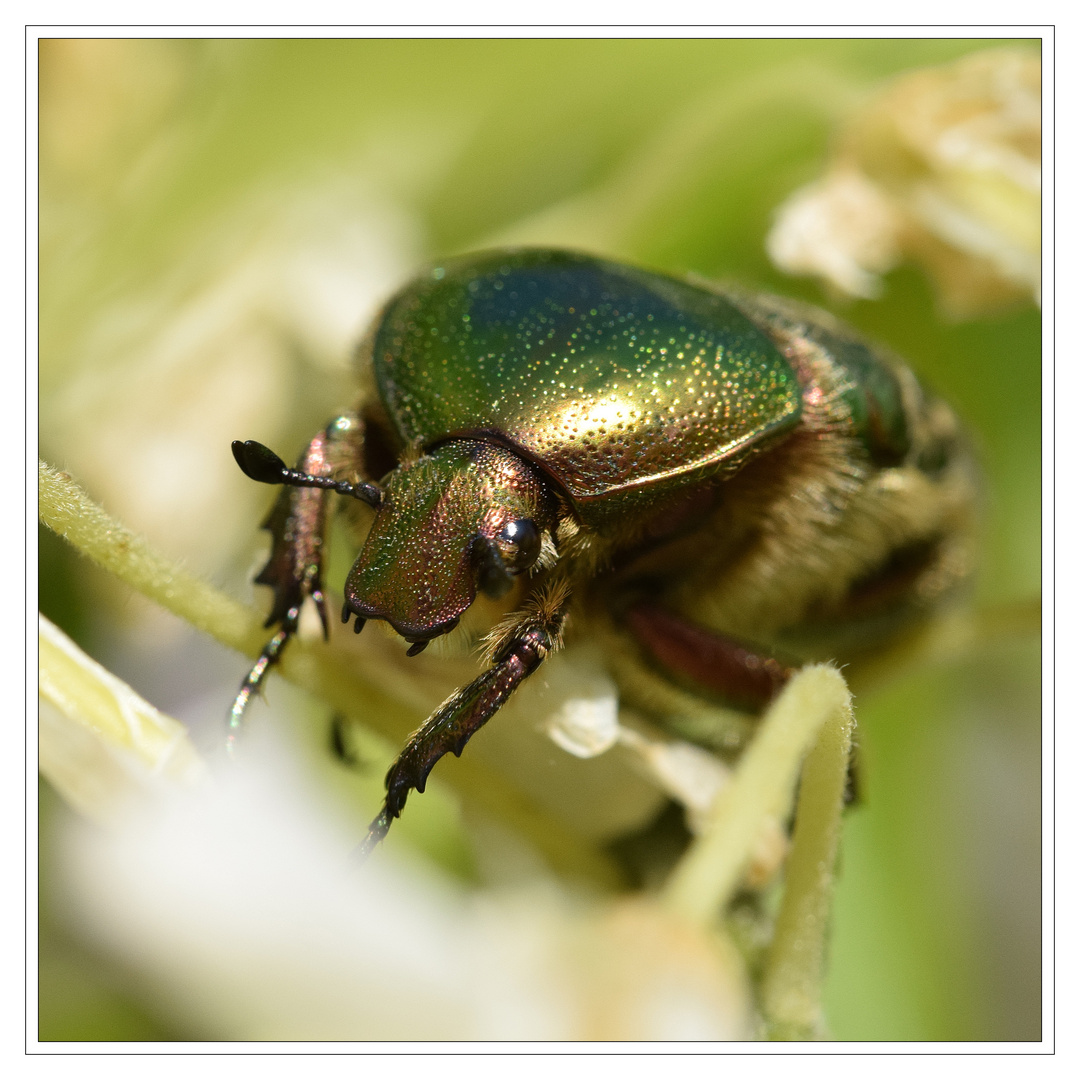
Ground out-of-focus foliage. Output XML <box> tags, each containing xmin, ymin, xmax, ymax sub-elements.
<box><xmin>38</xmin><ymin>38</ymin><xmax>1040</xmax><ymax>1042</ymax></box>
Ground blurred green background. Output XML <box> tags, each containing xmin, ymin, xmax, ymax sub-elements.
<box><xmin>38</xmin><ymin>37</ymin><xmax>1041</xmax><ymax>1042</ymax></box>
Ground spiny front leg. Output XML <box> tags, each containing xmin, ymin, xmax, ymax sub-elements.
<box><xmin>227</xmin><ymin>414</ymin><xmax>371</xmax><ymax>753</ymax></box>
<box><xmin>359</xmin><ymin>580</ymin><xmax>572</xmax><ymax>855</ymax></box>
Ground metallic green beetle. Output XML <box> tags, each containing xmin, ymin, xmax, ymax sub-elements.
<box><xmin>230</xmin><ymin>248</ymin><xmax>976</xmax><ymax>852</ymax></box>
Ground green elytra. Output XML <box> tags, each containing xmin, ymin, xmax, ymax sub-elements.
<box><xmin>370</xmin><ymin>249</ymin><xmax>802</xmax><ymax>521</ymax></box>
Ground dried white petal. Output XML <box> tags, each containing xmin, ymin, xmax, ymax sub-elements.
<box><xmin>767</xmin><ymin>169</ymin><xmax>901</xmax><ymax>299</ymax></box>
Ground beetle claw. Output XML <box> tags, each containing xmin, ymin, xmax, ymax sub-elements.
<box><xmin>406</xmin><ymin>640</ymin><xmax>428</xmax><ymax>656</ymax></box>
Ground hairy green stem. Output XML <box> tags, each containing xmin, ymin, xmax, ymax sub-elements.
<box><xmin>661</xmin><ymin>665</ymin><xmax>852</xmax><ymax>925</ymax></box>
<box><xmin>39</xmin><ymin>461</ymin><xmax>262</xmax><ymax>651</ymax></box>
<box><xmin>760</xmin><ymin>681</ymin><xmax>854</xmax><ymax>1040</ymax></box>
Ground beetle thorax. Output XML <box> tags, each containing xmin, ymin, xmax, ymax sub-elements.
<box><xmin>343</xmin><ymin>439</ymin><xmax>556</xmax><ymax>642</ymax></box>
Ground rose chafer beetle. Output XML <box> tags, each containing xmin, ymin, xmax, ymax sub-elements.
<box><xmin>230</xmin><ymin>248</ymin><xmax>975</xmax><ymax>853</ymax></box>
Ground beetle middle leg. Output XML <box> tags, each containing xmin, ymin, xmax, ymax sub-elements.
<box><xmin>624</xmin><ymin>602</ymin><xmax>794</xmax><ymax>714</ymax></box>
<box><xmin>227</xmin><ymin>414</ymin><xmax>374</xmax><ymax>753</ymax></box>
<box><xmin>359</xmin><ymin>578</ymin><xmax>573</xmax><ymax>855</ymax></box>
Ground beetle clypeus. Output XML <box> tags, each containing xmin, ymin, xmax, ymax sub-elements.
<box><xmin>230</xmin><ymin>248</ymin><xmax>976</xmax><ymax>853</ymax></box>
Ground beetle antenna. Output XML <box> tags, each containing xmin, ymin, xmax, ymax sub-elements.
<box><xmin>232</xmin><ymin>439</ymin><xmax>382</xmax><ymax>509</ymax></box>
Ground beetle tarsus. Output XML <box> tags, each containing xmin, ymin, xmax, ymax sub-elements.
<box><xmin>355</xmin><ymin>807</ymin><xmax>393</xmax><ymax>861</ymax></box>
<box><xmin>226</xmin><ymin>602</ymin><xmax>301</xmax><ymax>757</ymax></box>
<box><xmin>405</xmin><ymin>640</ymin><xmax>428</xmax><ymax>656</ymax></box>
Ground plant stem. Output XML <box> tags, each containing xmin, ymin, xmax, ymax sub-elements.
<box><xmin>759</xmin><ymin>680</ymin><xmax>854</xmax><ymax>1040</ymax></box>
<box><xmin>38</xmin><ymin>461</ymin><xmax>261</xmax><ymax>651</ymax></box>
<box><xmin>661</xmin><ymin>665</ymin><xmax>852</xmax><ymax>927</ymax></box>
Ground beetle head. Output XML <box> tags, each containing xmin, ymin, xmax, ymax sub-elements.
<box><xmin>343</xmin><ymin>439</ymin><xmax>556</xmax><ymax>644</ymax></box>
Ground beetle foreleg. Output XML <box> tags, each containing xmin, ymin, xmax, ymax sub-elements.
<box><xmin>228</xmin><ymin>415</ymin><xmax>367</xmax><ymax>745</ymax></box>
<box><xmin>359</xmin><ymin>580</ymin><xmax>572</xmax><ymax>855</ymax></box>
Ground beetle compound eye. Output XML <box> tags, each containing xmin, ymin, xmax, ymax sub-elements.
<box><xmin>498</xmin><ymin>519</ymin><xmax>541</xmax><ymax>573</ymax></box>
